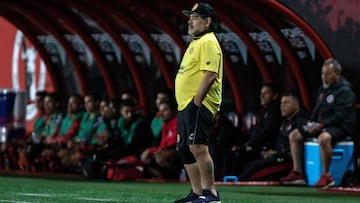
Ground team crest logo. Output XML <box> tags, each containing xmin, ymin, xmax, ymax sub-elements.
<box><xmin>206</xmin><ymin>61</ymin><xmax>211</xmax><ymax>65</ymax></box>
<box><xmin>189</xmin><ymin>47</ymin><xmax>194</xmax><ymax>54</ymax></box>
<box><xmin>192</xmin><ymin>3</ymin><xmax>199</xmax><ymax>11</ymax></box>
<box><xmin>188</xmin><ymin>133</ymin><xmax>194</xmax><ymax>141</ymax></box>
<box><xmin>12</xmin><ymin>31</ymin><xmax>47</xmax><ymax>120</ymax></box>
<box><xmin>287</xmin><ymin>124</ymin><xmax>292</xmax><ymax>131</ymax></box>
<box><xmin>326</xmin><ymin>94</ymin><xmax>334</xmax><ymax>103</ymax></box>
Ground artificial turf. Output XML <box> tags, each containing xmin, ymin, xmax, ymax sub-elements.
<box><xmin>0</xmin><ymin>175</ymin><xmax>358</xmax><ymax>203</ymax></box>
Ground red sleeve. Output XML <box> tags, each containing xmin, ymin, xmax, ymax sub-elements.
<box><xmin>148</xmin><ymin>147</ymin><xmax>158</xmax><ymax>154</ymax></box>
<box><xmin>57</xmin><ymin>118</ymin><xmax>81</xmax><ymax>142</ymax></box>
<box><xmin>158</xmin><ymin>117</ymin><xmax>178</xmax><ymax>149</ymax></box>
<box><xmin>50</xmin><ymin>126</ymin><xmax>60</xmax><ymax>139</ymax></box>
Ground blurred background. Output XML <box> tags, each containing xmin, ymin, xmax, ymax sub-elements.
<box><xmin>0</xmin><ymin>0</ymin><xmax>359</xmax><ymax>135</ymax></box>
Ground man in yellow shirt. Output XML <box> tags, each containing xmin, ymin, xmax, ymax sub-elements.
<box><xmin>174</xmin><ymin>2</ymin><xmax>222</xmax><ymax>203</ymax></box>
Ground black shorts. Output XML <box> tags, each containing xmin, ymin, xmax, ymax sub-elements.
<box><xmin>299</xmin><ymin>126</ymin><xmax>347</xmax><ymax>146</ymax></box>
<box><xmin>177</xmin><ymin>100</ymin><xmax>213</xmax><ymax>148</ymax></box>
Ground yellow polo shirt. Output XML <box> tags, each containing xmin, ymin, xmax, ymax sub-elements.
<box><xmin>175</xmin><ymin>32</ymin><xmax>223</xmax><ymax>116</ymax></box>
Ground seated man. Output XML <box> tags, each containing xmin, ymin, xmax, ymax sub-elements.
<box><xmin>94</xmin><ymin>98</ymin><xmax>152</xmax><ymax>164</ymax></box>
<box><xmin>92</xmin><ymin>97</ymin><xmax>123</xmax><ymax>163</ymax></box>
<box><xmin>141</xmin><ymin>99</ymin><xmax>181</xmax><ymax>179</ymax></box>
<box><xmin>231</xmin><ymin>81</ymin><xmax>283</xmax><ymax>174</ymax></box>
<box><xmin>73</xmin><ymin>93</ymin><xmax>102</xmax><ymax>145</ymax></box>
<box><xmin>55</xmin><ymin>94</ymin><xmax>84</xmax><ymax>143</ymax></box>
<box><xmin>37</xmin><ymin>92</ymin><xmax>64</xmax><ymax>172</ymax></box>
<box><xmin>281</xmin><ymin>58</ymin><xmax>356</xmax><ymax>188</ymax></box>
<box><xmin>17</xmin><ymin>90</ymin><xmax>47</xmax><ymax>171</ymax></box>
<box><xmin>237</xmin><ymin>92</ymin><xmax>308</xmax><ymax>180</ymax></box>
<box><xmin>30</xmin><ymin>90</ymin><xmax>48</xmax><ymax>140</ymax></box>
<box><xmin>81</xmin><ymin>97</ymin><xmax>121</xmax><ymax>179</ymax></box>
<box><xmin>42</xmin><ymin>92</ymin><xmax>64</xmax><ymax>143</ymax></box>
<box><xmin>46</xmin><ymin>94</ymin><xmax>84</xmax><ymax>171</ymax></box>
<box><xmin>150</xmin><ymin>88</ymin><xmax>173</xmax><ymax>146</ymax></box>
<box><xmin>57</xmin><ymin>94</ymin><xmax>101</xmax><ymax>171</ymax></box>
<box><xmin>116</xmin><ymin>99</ymin><xmax>153</xmax><ymax>161</ymax></box>
<box><xmin>94</xmin><ymin>99</ymin><xmax>153</xmax><ymax>180</ymax></box>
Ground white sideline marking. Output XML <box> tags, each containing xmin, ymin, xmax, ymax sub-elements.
<box><xmin>18</xmin><ymin>193</ymin><xmax>52</xmax><ymax>197</ymax></box>
<box><xmin>78</xmin><ymin>197</ymin><xmax>115</xmax><ymax>202</ymax></box>
<box><xmin>18</xmin><ymin>193</ymin><xmax>78</xmax><ymax>197</ymax></box>
<box><xmin>17</xmin><ymin>192</ymin><xmax>116</xmax><ymax>202</ymax></box>
<box><xmin>0</xmin><ymin>200</ymin><xmax>32</xmax><ymax>203</ymax></box>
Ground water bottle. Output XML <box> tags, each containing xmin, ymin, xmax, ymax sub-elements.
<box><xmin>0</xmin><ymin>127</ymin><xmax>7</xmax><ymax>143</ymax></box>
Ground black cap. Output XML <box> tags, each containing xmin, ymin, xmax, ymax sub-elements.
<box><xmin>182</xmin><ymin>3</ymin><xmax>216</xmax><ymax>21</ymax></box>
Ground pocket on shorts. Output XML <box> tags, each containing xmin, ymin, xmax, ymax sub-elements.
<box><xmin>189</xmin><ymin>100</ymin><xmax>200</xmax><ymax>110</ymax></box>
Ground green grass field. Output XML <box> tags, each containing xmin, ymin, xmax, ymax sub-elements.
<box><xmin>0</xmin><ymin>175</ymin><xmax>358</xmax><ymax>203</ymax></box>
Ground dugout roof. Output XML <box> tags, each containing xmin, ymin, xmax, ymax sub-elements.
<box><xmin>0</xmin><ymin>0</ymin><xmax>333</xmax><ymax>114</ymax></box>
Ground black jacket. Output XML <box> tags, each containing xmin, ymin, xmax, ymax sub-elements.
<box><xmin>311</xmin><ymin>77</ymin><xmax>356</xmax><ymax>136</ymax></box>
<box><xmin>247</xmin><ymin>99</ymin><xmax>282</xmax><ymax>150</ymax></box>
<box><xmin>274</xmin><ymin>109</ymin><xmax>309</xmax><ymax>153</ymax></box>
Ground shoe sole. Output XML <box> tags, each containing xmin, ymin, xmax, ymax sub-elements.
<box><xmin>320</xmin><ymin>181</ymin><xmax>335</xmax><ymax>189</ymax></box>
<box><xmin>282</xmin><ymin>179</ymin><xmax>306</xmax><ymax>185</ymax></box>
<box><xmin>174</xmin><ymin>199</ymin><xmax>196</xmax><ymax>203</ymax></box>
<box><xmin>192</xmin><ymin>199</ymin><xmax>221</xmax><ymax>203</ymax></box>
<box><xmin>174</xmin><ymin>200</ymin><xmax>195</xmax><ymax>203</ymax></box>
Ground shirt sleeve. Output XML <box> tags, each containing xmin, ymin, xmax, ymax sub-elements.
<box><xmin>200</xmin><ymin>40</ymin><xmax>221</xmax><ymax>73</ymax></box>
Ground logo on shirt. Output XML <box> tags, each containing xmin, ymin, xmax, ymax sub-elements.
<box><xmin>189</xmin><ymin>47</ymin><xmax>194</xmax><ymax>54</ymax></box>
<box><xmin>206</xmin><ymin>61</ymin><xmax>211</xmax><ymax>65</ymax></box>
<box><xmin>188</xmin><ymin>133</ymin><xmax>194</xmax><ymax>141</ymax></box>
<box><xmin>326</xmin><ymin>94</ymin><xmax>334</xmax><ymax>103</ymax></box>
<box><xmin>287</xmin><ymin>124</ymin><xmax>292</xmax><ymax>131</ymax></box>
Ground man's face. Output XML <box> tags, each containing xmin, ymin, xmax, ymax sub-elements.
<box><xmin>187</xmin><ymin>13</ymin><xmax>210</xmax><ymax>36</ymax></box>
<box><xmin>84</xmin><ymin>96</ymin><xmax>98</xmax><ymax>113</ymax></box>
<box><xmin>44</xmin><ymin>96</ymin><xmax>57</xmax><ymax>114</ymax></box>
<box><xmin>35</xmin><ymin>95</ymin><xmax>44</xmax><ymax>110</ymax></box>
<box><xmin>280</xmin><ymin>96</ymin><xmax>298</xmax><ymax>118</ymax></box>
<box><xmin>156</xmin><ymin>93</ymin><xmax>168</xmax><ymax>108</ymax></box>
<box><xmin>321</xmin><ymin>64</ymin><xmax>340</xmax><ymax>88</ymax></box>
<box><xmin>260</xmin><ymin>86</ymin><xmax>277</xmax><ymax>107</ymax></box>
<box><xmin>159</xmin><ymin>103</ymin><xmax>173</xmax><ymax>122</ymax></box>
<box><xmin>108</xmin><ymin>102</ymin><xmax>119</xmax><ymax>119</ymax></box>
<box><xmin>120</xmin><ymin>105</ymin><xmax>134</xmax><ymax>123</ymax></box>
<box><xmin>100</xmin><ymin>100</ymin><xmax>109</xmax><ymax>117</ymax></box>
<box><xmin>67</xmin><ymin>96</ymin><xmax>82</xmax><ymax>113</ymax></box>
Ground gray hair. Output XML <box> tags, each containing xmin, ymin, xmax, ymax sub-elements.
<box><xmin>323</xmin><ymin>58</ymin><xmax>342</xmax><ymax>74</ymax></box>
